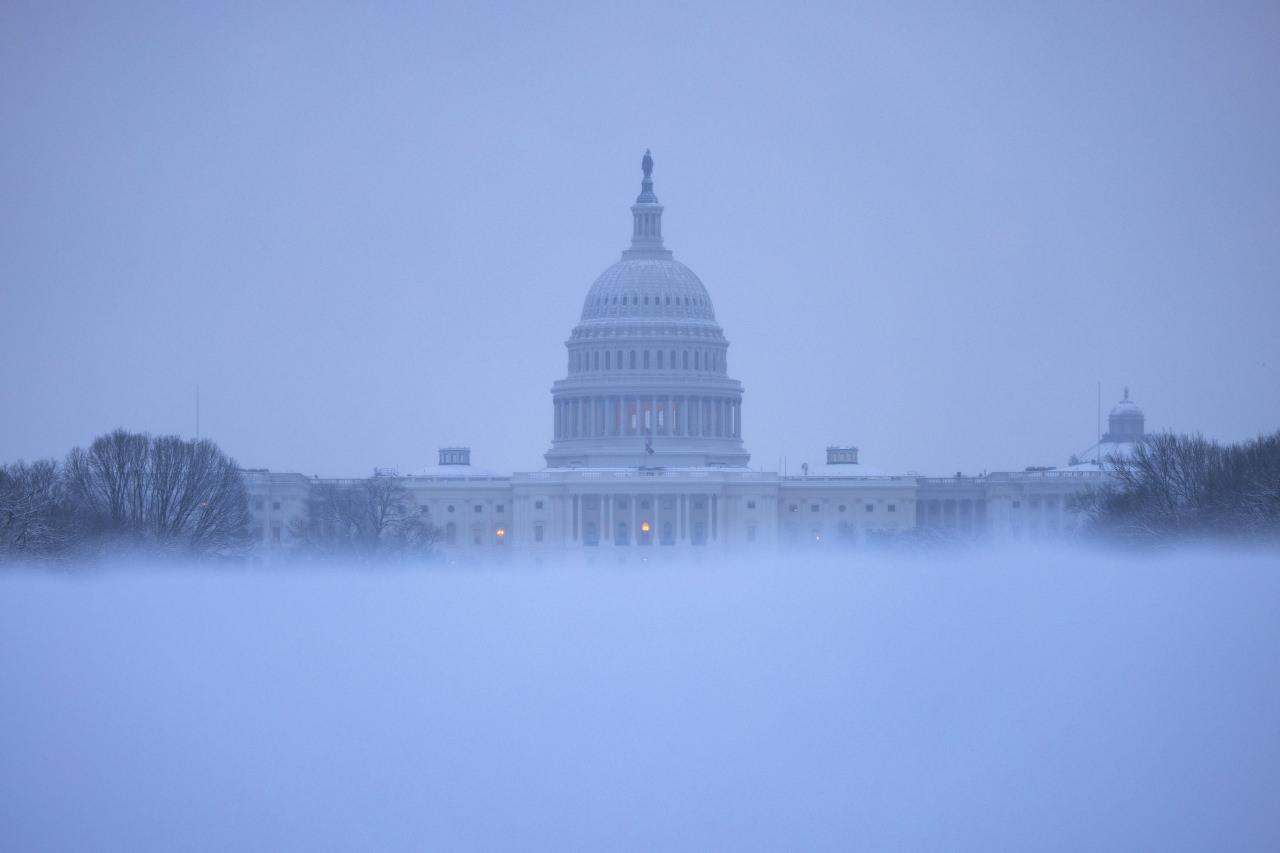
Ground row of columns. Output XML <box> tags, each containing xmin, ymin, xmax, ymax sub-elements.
<box><xmin>568</xmin><ymin>493</ymin><xmax>719</xmax><ymax>546</ymax></box>
<box><xmin>553</xmin><ymin>395</ymin><xmax>741</xmax><ymax>441</ymax></box>
<box><xmin>571</xmin><ymin>348</ymin><xmax>724</xmax><ymax>374</ymax></box>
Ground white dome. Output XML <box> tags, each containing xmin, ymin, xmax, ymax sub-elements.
<box><xmin>546</xmin><ymin>151</ymin><xmax>749</xmax><ymax>470</ymax></box>
<box><xmin>580</xmin><ymin>258</ymin><xmax>717</xmax><ymax>323</ymax></box>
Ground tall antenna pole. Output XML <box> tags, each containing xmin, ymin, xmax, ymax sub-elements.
<box><xmin>1096</xmin><ymin>380</ymin><xmax>1101</xmax><ymax>464</ymax></box>
<box><xmin>196</xmin><ymin>384</ymin><xmax>201</xmax><ymax>442</ymax></box>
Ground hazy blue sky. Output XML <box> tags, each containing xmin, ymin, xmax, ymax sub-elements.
<box><xmin>2</xmin><ymin>1</ymin><xmax>1278</xmax><ymax>476</ymax></box>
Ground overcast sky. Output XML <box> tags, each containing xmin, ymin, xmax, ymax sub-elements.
<box><xmin>2</xmin><ymin>1</ymin><xmax>1278</xmax><ymax>476</ymax></box>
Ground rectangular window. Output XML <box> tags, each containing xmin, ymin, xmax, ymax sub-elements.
<box><xmin>865</xmin><ymin>504</ymin><xmax>874</xmax><ymax>512</ymax></box>
<box><xmin>474</xmin><ymin>505</ymin><xmax>482</xmax><ymax>513</ymax></box>
<box><xmin>272</xmin><ymin>501</ymin><xmax>280</xmax><ymax>510</ymax></box>
<box><xmin>747</xmin><ymin>500</ymin><xmax>756</xmax><ymax>510</ymax></box>
<box><xmin>535</xmin><ymin>500</ymin><xmax>544</xmax><ymax>510</ymax></box>
<box><xmin>888</xmin><ymin>504</ymin><xmax>896</xmax><ymax>512</ymax></box>
<box><xmin>810</xmin><ymin>504</ymin><xmax>819</xmax><ymax>512</ymax></box>
<box><xmin>535</xmin><ymin>525</ymin><xmax>544</xmax><ymax>543</ymax></box>
<box><xmin>271</xmin><ymin>526</ymin><xmax>281</xmax><ymax>543</ymax></box>
<box><xmin>253</xmin><ymin>498</ymin><xmax>264</xmax><ymax>510</ymax></box>
<box><xmin>496</xmin><ymin>504</ymin><xmax>505</xmax><ymax>513</ymax></box>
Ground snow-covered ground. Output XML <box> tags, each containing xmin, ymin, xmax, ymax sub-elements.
<box><xmin>2</xmin><ymin>547</ymin><xmax>1279</xmax><ymax>852</ymax></box>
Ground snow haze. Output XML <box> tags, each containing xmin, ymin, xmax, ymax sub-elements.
<box><xmin>3</xmin><ymin>548</ymin><xmax>1278</xmax><ymax>851</ymax></box>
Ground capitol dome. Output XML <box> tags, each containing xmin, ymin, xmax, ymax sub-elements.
<box><xmin>546</xmin><ymin>151</ymin><xmax>749</xmax><ymax>469</ymax></box>
<box><xmin>579</xmin><ymin>258</ymin><xmax>717</xmax><ymax>324</ymax></box>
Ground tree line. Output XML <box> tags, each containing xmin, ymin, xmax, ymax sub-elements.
<box><xmin>1078</xmin><ymin>430</ymin><xmax>1280</xmax><ymax>542</ymax></box>
<box><xmin>0</xmin><ymin>429</ymin><xmax>252</xmax><ymax>561</ymax></box>
<box><xmin>1</xmin><ymin>429</ymin><xmax>441</xmax><ymax>565</ymax></box>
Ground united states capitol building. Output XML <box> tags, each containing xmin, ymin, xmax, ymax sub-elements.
<box><xmin>245</xmin><ymin>153</ymin><xmax>1151</xmax><ymax>557</ymax></box>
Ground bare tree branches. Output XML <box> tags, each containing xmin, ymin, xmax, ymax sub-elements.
<box><xmin>291</xmin><ymin>472</ymin><xmax>437</xmax><ymax>562</ymax></box>
<box><xmin>0</xmin><ymin>460</ymin><xmax>71</xmax><ymax>556</ymax></box>
<box><xmin>0</xmin><ymin>429</ymin><xmax>252</xmax><ymax>563</ymax></box>
<box><xmin>1078</xmin><ymin>430</ymin><xmax>1280</xmax><ymax>542</ymax></box>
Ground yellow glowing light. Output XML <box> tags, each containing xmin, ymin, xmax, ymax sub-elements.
<box><xmin>496</xmin><ymin>528</ymin><xmax>506</xmax><ymax>537</ymax></box>
<box><xmin>640</xmin><ymin>521</ymin><xmax>651</xmax><ymax>533</ymax></box>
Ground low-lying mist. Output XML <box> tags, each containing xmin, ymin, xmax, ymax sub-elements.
<box><xmin>2</xmin><ymin>547</ymin><xmax>1278</xmax><ymax>852</ymax></box>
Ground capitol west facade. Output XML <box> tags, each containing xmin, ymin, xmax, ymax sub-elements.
<box><xmin>245</xmin><ymin>154</ymin><xmax>1148</xmax><ymax>557</ymax></box>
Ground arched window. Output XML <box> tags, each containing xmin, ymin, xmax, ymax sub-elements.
<box><xmin>656</xmin><ymin>351</ymin><xmax>664</xmax><ymax>369</ymax></box>
<box><xmin>683</xmin><ymin>351</ymin><xmax>689</xmax><ymax>369</ymax></box>
<box><xmin>593</xmin><ymin>351</ymin><xmax>599</xmax><ymax>370</ymax></box>
<box><xmin>643</xmin><ymin>351</ymin><xmax>650</xmax><ymax>369</ymax></box>
<box><xmin>629</xmin><ymin>350</ymin><xmax>636</xmax><ymax>369</ymax></box>
<box><xmin>670</xmin><ymin>350</ymin><xmax>676</xmax><ymax>369</ymax></box>
<box><xmin>617</xmin><ymin>350</ymin><xmax>623</xmax><ymax>369</ymax></box>
<box><xmin>605</xmin><ymin>351</ymin><xmax>611</xmax><ymax>370</ymax></box>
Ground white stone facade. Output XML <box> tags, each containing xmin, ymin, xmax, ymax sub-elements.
<box><xmin>244</xmin><ymin>153</ymin><xmax>1145</xmax><ymax>560</ymax></box>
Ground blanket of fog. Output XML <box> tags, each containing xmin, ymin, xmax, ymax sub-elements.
<box><xmin>3</xmin><ymin>549</ymin><xmax>1278</xmax><ymax>852</ymax></box>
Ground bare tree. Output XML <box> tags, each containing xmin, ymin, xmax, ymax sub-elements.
<box><xmin>1077</xmin><ymin>430</ymin><xmax>1280</xmax><ymax>542</ymax></box>
<box><xmin>291</xmin><ymin>472</ymin><xmax>436</xmax><ymax>561</ymax></box>
<box><xmin>0</xmin><ymin>459</ymin><xmax>71</xmax><ymax>557</ymax></box>
<box><xmin>63</xmin><ymin>429</ymin><xmax>252</xmax><ymax>557</ymax></box>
